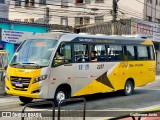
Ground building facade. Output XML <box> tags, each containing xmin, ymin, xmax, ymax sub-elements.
<box><xmin>8</xmin><ymin>0</ymin><xmax>144</xmax><ymax>27</ymax></box>
<box><xmin>0</xmin><ymin>0</ymin><xmax>9</xmax><ymax>19</ymax></box>
<box><xmin>144</xmin><ymin>0</ymin><xmax>160</xmax><ymax>23</ymax></box>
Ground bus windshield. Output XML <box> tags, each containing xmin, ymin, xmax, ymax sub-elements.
<box><xmin>10</xmin><ymin>39</ymin><xmax>58</xmax><ymax>68</ymax></box>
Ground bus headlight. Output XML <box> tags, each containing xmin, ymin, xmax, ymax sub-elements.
<box><xmin>33</xmin><ymin>75</ymin><xmax>47</xmax><ymax>83</ymax></box>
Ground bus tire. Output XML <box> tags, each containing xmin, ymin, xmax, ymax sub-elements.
<box><xmin>54</xmin><ymin>88</ymin><xmax>68</xmax><ymax>106</ymax></box>
<box><xmin>123</xmin><ymin>80</ymin><xmax>134</xmax><ymax>96</ymax></box>
<box><xmin>19</xmin><ymin>96</ymin><xmax>33</xmax><ymax>104</ymax></box>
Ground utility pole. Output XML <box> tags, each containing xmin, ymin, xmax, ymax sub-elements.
<box><xmin>112</xmin><ymin>0</ymin><xmax>119</xmax><ymax>35</ymax></box>
<box><xmin>45</xmin><ymin>7</ymin><xmax>50</xmax><ymax>24</ymax></box>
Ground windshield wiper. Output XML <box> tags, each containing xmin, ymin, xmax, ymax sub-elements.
<box><xmin>10</xmin><ymin>63</ymin><xmax>25</xmax><ymax>68</ymax></box>
<box><xmin>10</xmin><ymin>63</ymin><xmax>20</xmax><ymax>66</ymax></box>
<box><xmin>22</xmin><ymin>63</ymin><xmax>41</xmax><ymax>68</ymax></box>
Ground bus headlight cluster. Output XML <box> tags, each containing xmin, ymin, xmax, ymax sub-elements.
<box><xmin>33</xmin><ymin>75</ymin><xmax>47</xmax><ymax>83</ymax></box>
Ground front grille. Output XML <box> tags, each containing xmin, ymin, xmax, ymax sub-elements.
<box><xmin>13</xmin><ymin>88</ymin><xmax>27</xmax><ymax>91</ymax></box>
<box><xmin>10</xmin><ymin>76</ymin><xmax>31</xmax><ymax>88</ymax></box>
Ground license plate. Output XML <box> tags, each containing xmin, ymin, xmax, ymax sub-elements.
<box><xmin>15</xmin><ymin>82</ymin><xmax>23</xmax><ymax>87</ymax></box>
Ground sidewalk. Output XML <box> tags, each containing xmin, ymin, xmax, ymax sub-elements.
<box><xmin>156</xmin><ymin>70</ymin><xmax>160</xmax><ymax>76</ymax></box>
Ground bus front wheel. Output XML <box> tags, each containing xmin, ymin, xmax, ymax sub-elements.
<box><xmin>19</xmin><ymin>96</ymin><xmax>33</xmax><ymax>104</ymax></box>
<box><xmin>54</xmin><ymin>88</ymin><xmax>68</xmax><ymax>106</ymax></box>
<box><xmin>123</xmin><ymin>80</ymin><xmax>134</xmax><ymax>96</ymax></box>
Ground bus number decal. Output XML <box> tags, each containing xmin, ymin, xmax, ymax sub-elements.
<box><xmin>97</xmin><ymin>64</ymin><xmax>104</xmax><ymax>69</ymax></box>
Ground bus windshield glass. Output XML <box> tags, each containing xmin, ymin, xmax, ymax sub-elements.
<box><xmin>10</xmin><ymin>39</ymin><xmax>58</xmax><ymax>68</ymax></box>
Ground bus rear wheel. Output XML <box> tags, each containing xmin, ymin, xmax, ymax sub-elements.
<box><xmin>19</xmin><ymin>96</ymin><xmax>33</xmax><ymax>104</ymax></box>
<box><xmin>123</xmin><ymin>80</ymin><xmax>134</xmax><ymax>96</ymax></box>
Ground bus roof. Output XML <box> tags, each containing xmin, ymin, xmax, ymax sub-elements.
<box><xmin>31</xmin><ymin>32</ymin><xmax>152</xmax><ymax>44</ymax></box>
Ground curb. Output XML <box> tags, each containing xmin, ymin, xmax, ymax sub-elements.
<box><xmin>101</xmin><ymin>105</ymin><xmax>160</xmax><ymax>120</ymax></box>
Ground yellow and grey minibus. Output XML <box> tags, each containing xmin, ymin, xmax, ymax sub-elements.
<box><xmin>5</xmin><ymin>32</ymin><xmax>156</xmax><ymax>105</ymax></box>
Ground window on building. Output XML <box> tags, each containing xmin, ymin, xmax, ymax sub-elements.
<box><xmin>24</xmin><ymin>0</ymin><xmax>29</xmax><ymax>7</ymax></box>
<box><xmin>30</xmin><ymin>0</ymin><xmax>35</xmax><ymax>6</ymax></box>
<box><xmin>146</xmin><ymin>16</ymin><xmax>152</xmax><ymax>21</ymax></box>
<box><xmin>44</xmin><ymin>7</ymin><xmax>49</xmax><ymax>18</ymax></box>
<box><xmin>14</xmin><ymin>19</ymin><xmax>21</xmax><ymax>21</ymax></box>
<box><xmin>95</xmin><ymin>16</ymin><xmax>104</xmax><ymax>23</ymax></box>
<box><xmin>147</xmin><ymin>0</ymin><xmax>152</xmax><ymax>3</ymax></box>
<box><xmin>61</xmin><ymin>17</ymin><xmax>68</xmax><ymax>26</ymax></box>
<box><xmin>156</xmin><ymin>18</ymin><xmax>160</xmax><ymax>23</ymax></box>
<box><xmin>15</xmin><ymin>0</ymin><xmax>21</xmax><ymax>6</ymax></box>
<box><xmin>75</xmin><ymin>17</ymin><xmax>83</xmax><ymax>25</ymax></box>
<box><xmin>61</xmin><ymin>0</ymin><xmax>68</xmax><ymax>7</ymax></box>
<box><xmin>24</xmin><ymin>19</ymin><xmax>28</xmax><ymax>22</ymax></box>
<box><xmin>85</xmin><ymin>0</ymin><xmax>91</xmax><ymax>3</ymax></box>
<box><xmin>24</xmin><ymin>0</ymin><xmax>35</xmax><ymax>7</ymax></box>
<box><xmin>156</xmin><ymin>0</ymin><xmax>158</xmax><ymax>5</ymax></box>
<box><xmin>84</xmin><ymin>17</ymin><xmax>90</xmax><ymax>25</ymax></box>
<box><xmin>39</xmin><ymin>0</ymin><xmax>46</xmax><ymax>5</ymax></box>
<box><xmin>0</xmin><ymin>0</ymin><xmax>5</xmax><ymax>4</ymax></box>
<box><xmin>95</xmin><ymin>0</ymin><xmax>104</xmax><ymax>3</ymax></box>
<box><xmin>29</xmin><ymin>18</ymin><xmax>34</xmax><ymax>23</ymax></box>
<box><xmin>75</xmin><ymin>0</ymin><xmax>83</xmax><ymax>4</ymax></box>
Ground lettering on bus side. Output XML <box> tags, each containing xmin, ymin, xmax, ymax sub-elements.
<box><xmin>95</xmin><ymin>40</ymin><xmax>115</xmax><ymax>43</ymax></box>
<box><xmin>128</xmin><ymin>64</ymin><xmax>143</xmax><ymax>67</ymax></box>
<box><xmin>135</xmin><ymin>64</ymin><xmax>143</xmax><ymax>67</ymax></box>
<box><xmin>97</xmin><ymin>64</ymin><xmax>104</xmax><ymax>69</ymax></box>
<box><xmin>79</xmin><ymin>38</ymin><xmax>93</xmax><ymax>42</ymax></box>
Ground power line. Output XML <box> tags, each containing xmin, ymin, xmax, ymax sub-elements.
<box><xmin>9</xmin><ymin>6</ymin><xmax>110</xmax><ymax>17</ymax></box>
<box><xmin>118</xmin><ymin>2</ymin><xmax>143</xmax><ymax>16</ymax></box>
<box><xmin>9</xmin><ymin>8</ymin><xmax>112</xmax><ymax>20</ymax></box>
<box><xmin>9</xmin><ymin>0</ymin><xmax>112</xmax><ymax>11</ymax></box>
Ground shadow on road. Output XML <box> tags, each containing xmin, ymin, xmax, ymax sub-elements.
<box><xmin>21</xmin><ymin>89</ymin><xmax>157</xmax><ymax>109</ymax></box>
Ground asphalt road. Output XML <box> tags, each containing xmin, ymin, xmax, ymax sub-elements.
<box><xmin>1</xmin><ymin>76</ymin><xmax>160</xmax><ymax>120</ymax></box>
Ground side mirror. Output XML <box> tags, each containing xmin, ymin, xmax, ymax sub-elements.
<box><xmin>4</xmin><ymin>65</ymin><xmax>8</xmax><ymax>70</ymax></box>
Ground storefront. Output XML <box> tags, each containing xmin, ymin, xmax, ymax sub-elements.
<box><xmin>0</xmin><ymin>19</ymin><xmax>50</xmax><ymax>61</ymax></box>
<box><xmin>131</xmin><ymin>18</ymin><xmax>160</xmax><ymax>71</ymax></box>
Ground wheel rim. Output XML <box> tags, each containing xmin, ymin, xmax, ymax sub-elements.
<box><xmin>56</xmin><ymin>91</ymin><xmax>65</xmax><ymax>103</ymax></box>
<box><xmin>126</xmin><ymin>83</ymin><xmax>132</xmax><ymax>94</ymax></box>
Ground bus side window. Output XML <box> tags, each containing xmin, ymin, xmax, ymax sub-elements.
<box><xmin>93</xmin><ymin>44</ymin><xmax>107</xmax><ymax>62</ymax></box>
<box><xmin>147</xmin><ymin>46</ymin><xmax>154</xmax><ymax>60</ymax></box>
<box><xmin>124</xmin><ymin>46</ymin><xmax>135</xmax><ymax>60</ymax></box>
<box><xmin>149</xmin><ymin>46</ymin><xmax>155</xmax><ymax>60</ymax></box>
<box><xmin>53</xmin><ymin>51</ymin><xmax>64</xmax><ymax>66</ymax></box>
<box><xmin>108</xmin><ymin>45</ymin><xmax>123</xmax><ymax>61</ymax></box>
<box><xmin>74</xmin><ymin>44</ymin><xmax>89</xmax><ymax>62</ymax></box>
<box><xmin>53</xmin><ymin>43</ymin><xmax>72</xmax><ymax>66</ymax></box>
<box><xmin>64</xmin><ymin>44</ymin><xmax>72</xmax><ymax>64</ymax></box>
<box><xmin>134</xmin><ymin>46</ymin><xmax>138</xmax><ymax>60</ymax></box>
<box><xmin>137</xmin><ymin>46</ymin><xmax>148</xmax><ymax>60</ymax></box>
